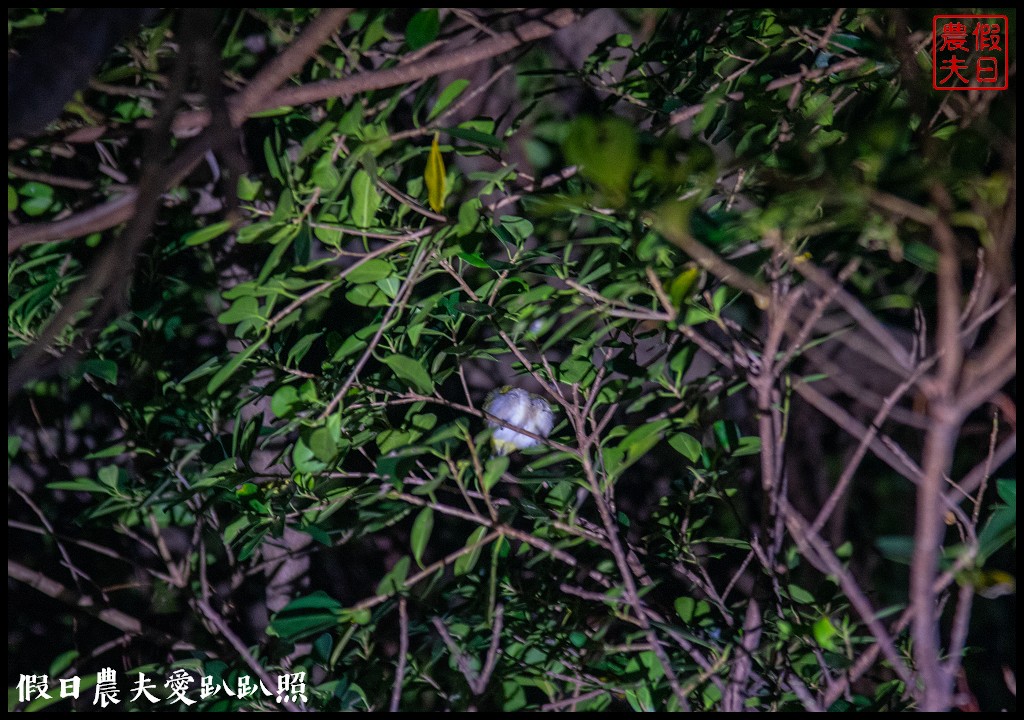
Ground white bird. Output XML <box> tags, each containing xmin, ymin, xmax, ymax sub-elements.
<box><xmin>483</xmin><ymin>387</ymin><xmax>555</xmax><ymax>455</ymax></box>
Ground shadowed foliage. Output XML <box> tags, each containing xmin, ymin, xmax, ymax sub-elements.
<box><xmin>8</xmin><ymin>8</ymin><xmax>1015</xmax><ymax>712</ymax></box>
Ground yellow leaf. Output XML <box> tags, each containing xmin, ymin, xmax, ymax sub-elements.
<box><xmin>425</xmin><ymin>132</ymin><xmax>447</xmax><ymax>213</ymax></box>
<box><xmin>668</xmin><ymin>266</ymin><xmax>701</xmax><ymax>308</ymax></box>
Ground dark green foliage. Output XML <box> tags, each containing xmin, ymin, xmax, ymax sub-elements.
<box><xmin>8</xmin><ymin>8</ymin><xmax>1015</xmax><ymax>712</ymax></box>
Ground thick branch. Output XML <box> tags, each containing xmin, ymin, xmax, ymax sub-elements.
<box><xmin>909</xmin><ymin>188</ymin><xmax>964</xmax><ymax>711</ymax></box>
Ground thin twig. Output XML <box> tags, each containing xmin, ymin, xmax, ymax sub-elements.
<box><xmin>319</xmin><ymin>242</ymin><xmax>432</xmax><ymax>420</ymax></box>
<box><xmin>196</xmin><ymin>598</ymin><xmax>304</xmax><ymax>712</ymax></box>
<box><xmin>10</xmin><ymin>559</ymin><xmax>193</xmax><ymax>651</ymax></box>
<box><xmin>669</xmin><ymin>57</ymin><xmax>868</xmax><ymax>126</ymax></box>
<box><xmin>173</xmin><ymin>9</ymin><xmax>582</xmax><ymax>134</ymax></box>
<box><xmin>808</xmin><ymin>361</ymin><xmax>932</xmax><ymax>537</ymax></box>
<box><xmin>390</xmin><ymin>597</ymin><xmax>409</xmax><ymax>712</ymax></box>
<box><xmin>778</xmin><ymin>498</ymin><xmax>915</xmax><ymax>688</ymax></box>
<box><xmin>7</xmin><ymin>164</ymin><xmax>93</xmax><ymax>190</ymax></box>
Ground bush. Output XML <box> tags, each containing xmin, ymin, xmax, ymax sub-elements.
<box><xmin>8</xmin><ymin>8</ymin><xmax>1016</xmax><ymax>712</ymax></box>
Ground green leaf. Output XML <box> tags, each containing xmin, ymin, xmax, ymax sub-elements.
<box><xmin>346</xmin><ymin>283</ymin><xmax>391</xmax><ymax>307</ymax></box>
<box><xmin>302</xmin><ymin>524</ymin><xmax>332</xmax><ymax>547</ymax></box>
<box><xmin>84</xmin><ymin>444</ymin><xmax>126</xmax><ymax>460</ymax></box>
<box><xmin>376</xmin><ymin>454</ymin><xmax>408</xmax><ymax>484</ymax></box>
<box><xmin>383</xmin><ymin>354</ymin><xmax>434</xmax><ymax>394</ymax></box>
<box><xmin>18</xmin><ymin>181</ymin><xmax>53</xmax><ymax>200</ymax></box>
<box><xmin>309</xmin><ymin>427</ymin><xmax>338</xmax><ymax>463</ymax></box>
<box><xmin>978</xmin><ymin>500</ymin><xmax>1015</xmax><ymax>564</ymax></box>
<box><xmin>456</xmin><ymin>198</ymin><xmax>481</xmax><ymax>234</ymax></box>
<box><xmin>9</xmin><ymin>11</ymin><xmax>47</xmax><ymax>30</ymax></box>
<box><xmin>405</xmin><ymin>9</ymin><xmax>439</xmax><ymax>50</ymax></box>
<box><xmin>207</xmin><ymin>341</ymin><xmax>263</xmax><ymax>394</ymax></box>
<box><xmin>235</xmin><ymin>482</ymin><xmax>258</xmax><ymax>499</ymax></box>
<box><xmin>876</xmin><ymin>535</ymin><xmax>915</xmax><ymax>565</ymax></box>
<box><xmin>812</xmin><ymin>616</ymin><xmax>838</xmax><ymax>650</ymax></box>
<box><xmin>454</xmin><ymin>302</ymin><xmax>495</xmax><ymax>317</ymax></box>
<box><xmin>293</xmin><ymin>436</ymin><xmax>328</xmax><ymax>474</ymax></box>
<box><xmin>411</xmin><ymin>507</ymin><xmax>434</xmax><ymax>568</ymax></box>
<box><xmin>668</xmin><ymin>267</ymin><xmax>701</xmax><ymax>307</ymax></box>
<box><xmin>269</xmin><ymin>591</ymin><xmax>342</xmax><ymax>641</ymax></box>
<box><xmin>787</xmin><ymin>584</ymin><xmax>815</xmax><ymax>604</ymax></box>
<box><xmin>454</xmin><ymin>526</ymin><xmax>489</xmax><ymax>576</ymax></box>
<box><xmin>299</xmin><ymin>117</ymin><xmax>338</xmax><ymax>160</ymax></box>
<box><xmin>338</xmin><ymin>104</ymin><xmax>363</xmax><ymax>134</ymax></box>
<box><xmin>183</xmin><ymin>220</ymin><xmax>233</xmax><ymax>246</ymax></box>
<box><xmin>20</xmin><ymin>194</ymin><xmax>53</xmax><ymax>216</ymax></box>
<box><xmin>614</xmin><ymin>420</ymin><xmax>669</xmax><ymax>474</ymax></box>
<box><xmin>217</xmin><ymin>296</ymin><xmax>260</xmax><ymax>325</ymax></box>
<box><xmin>263</xmin><ymin>135</ymin><xmax>283</xmax><ymax>182</ymax></box>
<box><xmin>249</xmin><ymin>105</ymin><xmax>295</xmax><ymax>118</ymax></box>
<box><xmin>429</xmin><ymin>79</ymin><xmax>470</xmax><ymax>121</ymax></box>
<box><xmin>675</xmin><ymin>596</ymin><xmax>696</xmax><ymax>623</ymax></box>
<box><xmin>456</xmin><ymin>251</ymin><xmax>490</xmax><ymax>269</ymax></box>
<box><xmin>237</xmin><ymin>175</ymin><xmax>262</xmax><ymax>201</ymax></box>
<box><xmin>287</xmin><ymin>331</ymin><xmax>322</xmax><ymax>366</ymax></box>
<box><xmin>350</xmin><ymin>170</ymin><xmax>381</xmax><ymax>228</ymax></box>
<box><xmin>668</xmin><ymin>432</ymin><xmax>701</xmax><ymax>462</ymax></box>
<box><xmin>996</xmin><ymin>478</ymin><xmax>1015</xmax><ymax>505</ymax></box>
<box><xmin>562</xmin><ymin>116</ymin><xmax>638</xmax><ymax>202</ymax></box>
<box><xmin>331</xmin><ymin>333</ymin><xmax>369</xmax><ymax>362</ymax></box>
<box><xmin>625</xmin><ymin>687</ymin><xmax>654</xmax><ymax>712</ymax></box>
<box><xmin>312</xmin><ymin>153</ymin><xmax>342</xmax><ymax>192</ymax></box>
<box><xmin>482</xmin><ymin>454</ymin><xmax>509</xmax><ymax>492</ymax></box>
<box><xmin>47</xmin><ymin>478</ymin><xmax>112</xmax><ymax>494</ymax></box>
<box><xmin>692</xmin><ymin>89</ymin><xmax>725</xmax><ymax>134</ymax></box>
<box><xmin>80</xmin><ymin>358</ymin><xmax>117</xmax><ymax>384</ymax></box>
<box><xmin>376</xmin><ymin>556</ymin><xmax>411</xmax><ymax>595</ymax></box>
<box><xmin>411</xmin><ymin>412</ymin><xmax>437</xmax><ymax>432</ymax></box>
<box><xmin>903</xmin><ymin>241</ymin><xmax>938</xmax><ymax>272</ymax></box>
<box><xmin>425</xmin><ymin>133</ymin><xmax>448</xmax><ymax>212</ymax></box>
<box><xmin>376</xmin><ymin>275</ymin><xmax>400</xmax><ymax>300</ymax></box>
<box><xmin>445</xmin><ymin>124</ymin><xmax>505</xmax><ymax>149</ymax></box>
<box><xmin>732</xmin><ymin>436</ymin><xmax>761</xmax><ymax>457</ymax></box>
<box><xmin>236</xmin><ymin>221</ymin><xmax>282</xmax><ymax>244</ymax></box>
<box><xmin>313</xmin><ymin>219</ymin><xmax>342</xmax><ymax>248</ymax></box>
<box><xmin>179</xmin><ymin>356</ymin><xmax>221</xmax><ymax>384</ymax></box>
<box><xmin>9</xmin><ymin>435</ymin><xmax>22</xmax><ymax>460</ymax></box>
<box><xmin>378</xmin><ymin>429</ymin><xmax>414</xmax><ymax>454</ymax></box>
<box><xmin>497</xmin><ymin>215</ymin><xmax>533</xmax><ymax>243</ymax></box>
<box><xmin>48</xmin><ymin>649</ymin><xmax>80</xmax><ymax>677</ymax></box>
<box><xmin>98</xmin><ymin>465</ymin><xmax>121</xmax><ymax>488</ymax></box>
<box><xmin>346</xmin><ymin>258</ymin><xmax>395</xmax><ymax>284</ymax></box>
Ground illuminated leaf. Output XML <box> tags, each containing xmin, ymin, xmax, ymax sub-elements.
<box><xmin>405</xmin><ymin>9</ymin><xmax>439</xmax><ymax>50</ymax></box>
<box><xmin>454</xmin><ymin>526</ymin><xmax>488</xmax><ymax>576</ymax></box>
<box><xmin>425</xmin><ymin>132</ymin><xmax>447</xmax><ymax>213</ymax></box>
<box><xmin>668</xmin><ymin>267</ymin><xmax>701</xmax><ymax>307</ymax></box>
<box><xmin>411</xmin><ymin>508</ymin><xmax>434</xmax><ymax>567</ymax></box>
<box><xmin>383</xmin><ymin>354</ymin><xmax>434</xmax><ymax>394</ymax></box>
<box><xmin>350</xmin><ymin>170</ymin><xmax>381</xmax><ymax>228</ymax></box>
<box><xmin>429</xmin><ymin>79</ymin><xmax>469</xmax><ymax>121</ymax></box>
<box><xmin>813</xmin><ymin>616</ymin><xmax>838</xmax><ymax>651</ymax></box>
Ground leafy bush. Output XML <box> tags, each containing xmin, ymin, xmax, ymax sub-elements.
<box><xmin>8</xmin><ymin>8</ymin><xmax>1016</xmax><ymax>712</ymax></box>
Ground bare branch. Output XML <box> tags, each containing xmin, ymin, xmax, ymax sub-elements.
<box><xmin>909</xmin><ymin>188</ymin><xmax>964</xmax><ymax>711</ymax></box>
<box><xmin>10</xmin><ymin>559</ymin><xmax>193</xmax><ymax>652</ymax></box>
<box><xmin>390</xmin><ymin>597</ymin><xmax>409</xmax><ymax>712</ymax></box>
<box><xmin>195</xmin><ymin>598</ymin><xmax>305</xmax><ymax>712</ymax></box>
